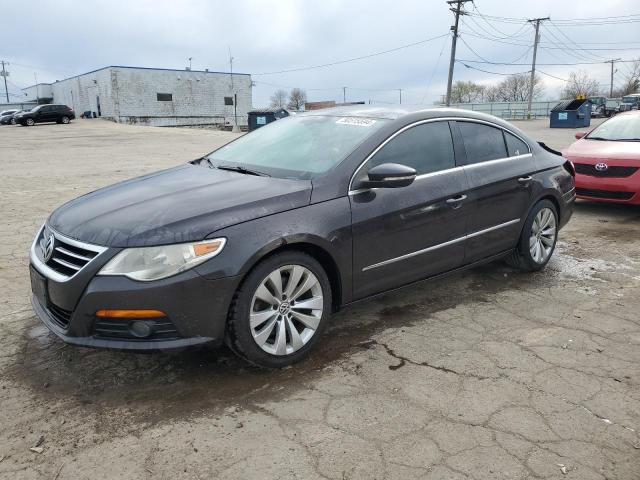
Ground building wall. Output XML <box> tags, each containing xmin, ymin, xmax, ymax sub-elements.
<box><xmin>44</xmin><ymin>67</ymin><xmax>252</xmax><ymax>127</ymax></box>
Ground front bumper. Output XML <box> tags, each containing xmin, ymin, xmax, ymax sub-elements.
<box><xmin>575</xmin><ymin>172</ymin><xmax>640</xmax><ymax>204</ymax></box>
<box><xmin>29</xmin><ymin>226</ymin><xmax>241</xmax><ymax>351</ymax></box>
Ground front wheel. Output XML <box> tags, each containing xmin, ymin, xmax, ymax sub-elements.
<box><xmin>25</xmin><ymin>118</ymin><xmax>35</xmax><ymax>126</ymax></box>
<box><xmin>507</xmin><ymin>200</ymin><xmax>558</xmax><ymax>272</ymax></box>
<box><xmin>226</xmin><ymin>251</ymin><xmax>332</xmax><ymax>368</ymax></box>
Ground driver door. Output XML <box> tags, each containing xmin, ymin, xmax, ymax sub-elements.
<box><xmin>349</xmin><ymin>120</ymin><xmax>470</xmax><ymax>299</ymax></box>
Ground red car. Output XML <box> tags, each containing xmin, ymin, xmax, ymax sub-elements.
<box><xmin>563</xmin><ymin>111</ymin><xmax>640</xmax><ymax>204</ymax></box>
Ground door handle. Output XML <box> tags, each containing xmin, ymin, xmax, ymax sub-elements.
<box><xmin>518</xmin><ymin>176</ymin><xmax>533</xmax><ymax>186</ymax></box>
<box><xmin>446</xmin><ymin>194</ymin><xmax>467</xmax><ymax>208</ymax></box>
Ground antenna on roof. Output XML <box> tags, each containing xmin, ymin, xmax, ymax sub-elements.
<box><xmin>228</xmin><ymin>46</ymin><xmax>234</xmax><ymax>89</ymax></box>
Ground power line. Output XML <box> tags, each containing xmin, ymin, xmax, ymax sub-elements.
<box><xmin>253</xmin><ymin>32</ymin><xmax>449</xmax><ymax>76</ymax></box>
<box><xmin>458</xmin><ymin>62</ymin><xmax>530</xmax><ymax>76</ymax></box>
<box><xmin>456</xmin><ymin>57</ymin><xmax>639</xmax><ymax>66</ymax></box>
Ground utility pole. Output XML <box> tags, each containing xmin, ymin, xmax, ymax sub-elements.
<box><xmin>342</xmin><ymin>86</ymin><xmax>347</xmax><ymax>103</ymax></box>
<box><xmin>526</xmin><ymin>17</ymin><xmax>549</xmax><ymax>118</ymax></box>
<box><xmin>1</xmin><ymin>61</ymin><xmax>9</xmax><ymax>103</ymax></box>
<box><xmin>34</xmin><ymin>73</ymin><xmax>39</xmax><ymax>104</ymax></box>
<box><xmin>445</xmin><ymin>0</ymin><xmax>471</xmax><ymax>106</ymax></box>
<box><xmin>188</xmin><ymin>57</ymin><xmax>192</xmax><ymax>70</ymax></box>
<box><xmin>398</xmin><ymin>88</ymin><xmax>403</xmax><ymax>104</ymax></box>
<box><xmin>605</xmin><ymin>58</ymin><xmax>621</xmax><ymax>97</ymax></box>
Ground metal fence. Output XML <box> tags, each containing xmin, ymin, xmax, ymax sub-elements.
<box><xmin>441</xmin><ymin>99</ymin><xmax>622</xmax><ymax>119</ymax></box>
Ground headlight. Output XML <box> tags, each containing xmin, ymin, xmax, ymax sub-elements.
<box><xmin>98</xmin><ymin>238</ymin><xmax>226</xmax><ymax>281</ymax></box>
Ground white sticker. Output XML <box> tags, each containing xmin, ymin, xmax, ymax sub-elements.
<box><xmin>336</xmin><ymin>117</ymin><xmax>377</xmax><ymax>127</ymax></box>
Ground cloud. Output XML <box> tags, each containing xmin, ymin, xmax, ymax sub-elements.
<box><xmin>3</xmin><ymin>0</ymin><xmax>639</xmax><ymax>106</ymax></box>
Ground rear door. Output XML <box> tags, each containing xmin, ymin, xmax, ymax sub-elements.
<box><xmin>453</xmin><ymin>120</ymin><xmax>534</xmax><ymax>263</ymax></box>
<box><xmin>350</xmin><ymin>120</ymin><xmax>470</xmax><ymax>299</ymax></box>
<box><xmin>38</xmin><ymin>105</ymin><xmax>55</xmax><ymax>123</ymax></box>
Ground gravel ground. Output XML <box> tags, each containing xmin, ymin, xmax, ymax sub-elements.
<box><xmin>1</xmin><ymin>117</ymin><xmax>639</xmax><ymax>480</ymax></box>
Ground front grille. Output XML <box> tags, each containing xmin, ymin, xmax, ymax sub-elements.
<box><xmin>38</xmin><ymin>227</ymin><xmax>104</xmax><ymax>279</ymax></box>
<box><xmin>574</xmin><ymin>163</ymin><xmax>638</xmax><ymax>178</ymax></box>
<box><xmin>576</xmin><ymin>188</ymin><xmax>635</xmax><ymax>200</ymax></box>
<box><xmin>93</xmin><ymin>317</ymin><xmax>181</xmax><ymax>341</ymax></box>
<box><xmin>48</xmin><ymin>302</ymin><xmax>72</xmax><ymax>329</ymax></box>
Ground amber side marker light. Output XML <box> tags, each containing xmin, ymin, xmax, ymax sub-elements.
<box><xmin>96</xmin><ymin>309</ymin><xmax>166</xmax><ymax>318</ymax></box>
<box><xmin>193</xmin><ymin>239</ymin><xmax>224</xmax><ymax>257</ymax></box>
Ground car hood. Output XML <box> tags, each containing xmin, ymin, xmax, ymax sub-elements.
<box><xmin>562</xmin><ymin>139</ymin><xmax>640</xmax><ymax>163</ymax></box>
<box><xmin>48</xmin><ymin>164</ymin><xmax>312</xmax><ymax>247</ymax></box>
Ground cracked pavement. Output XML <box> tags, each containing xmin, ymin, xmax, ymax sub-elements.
<box><xmin>0</xmin><ymin>119</ymin><xmax>639</xmax><ymax>479</ymax></box>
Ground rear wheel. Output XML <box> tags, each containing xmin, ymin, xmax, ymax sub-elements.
<box><xmin>10</xmin><ymin>117</ymin><xmax>16</xmax><ymax>125</ymax></box>
<box><xmin>61</xmin><ymin>116</ymin><xmax>70</xmax><ymax>124</ymax></box>
<box><xmin>507</xmin><ymin>200</ymin><xmax>558</xmax><ymax>272</ymax></box>
<box><xmin>226</xmin><ymin>251</ymin><xmax>332</xmax><ymax>368</ymax></box>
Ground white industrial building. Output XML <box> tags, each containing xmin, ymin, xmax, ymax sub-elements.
<box><xmin>21</xmin><ymin>66</ymin><xmax>252</xmax><ymax>127</ymax></box>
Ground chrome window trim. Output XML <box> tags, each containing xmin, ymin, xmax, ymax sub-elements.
<box><xmin>30</xmin><ymin>224</ymin><xmax>108</xmax><ymax>283</ymax></box>
<box><xmin>361</xmin><ymin>218</ymin><xmax>520</xmax><ymax>272</ymax></box>
<box><xmin>348</xmin><ymin>116</ymin><xmax>532</xmax><ymax>194</ymax></box>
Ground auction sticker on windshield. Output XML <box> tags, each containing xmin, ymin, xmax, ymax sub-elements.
<box><xmin>336</xmin><ymin>117</ymin><xmax>377</xmax><ymax>127</ymax></box>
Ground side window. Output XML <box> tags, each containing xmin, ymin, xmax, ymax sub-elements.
<box><xmin>504</xmin><ymin>132</ymin><xmax>530</xmax><ymax>157</ymax></box>
<box><xmin>458</xmin><ymin>122</ymin><xmax>508</xmax><ymax>164</ymax></box>
<box><xmin>364</xmin><ymin>121</ymin><xmax>455</xmax><ymax>177</ymax></box>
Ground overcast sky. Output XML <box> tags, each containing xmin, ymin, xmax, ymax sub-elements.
<box><xmin>2</xmin><ymin>0</ymin><xmax>639</xmax><ymax>107</ymax></box>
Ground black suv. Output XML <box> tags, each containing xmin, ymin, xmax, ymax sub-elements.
<box><xmin>16</xmin><ymin>104</ymin><xmax>75</xmax><ymax>126</ymax></box>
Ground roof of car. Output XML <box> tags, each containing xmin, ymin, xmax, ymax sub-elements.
<box><xmin>298</xmin><ymin>105</ymin><xmax>524</xmax><ymax>130</ymax></box>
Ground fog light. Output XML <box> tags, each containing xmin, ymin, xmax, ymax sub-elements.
<box><xmin>129</xmin><ymin>321</ymin><xmax>153</xmax><ymax>338</ymax></box>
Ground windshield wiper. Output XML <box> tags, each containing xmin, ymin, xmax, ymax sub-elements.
<box><xmin>216</xmin><ymin>165</ymin><xmax>270</xmax><ymax>177</ymax></box>
<box><xmin>586</xmin><ymin>136</ymin><xmax>608</xmax><ymax>141</ymax></box>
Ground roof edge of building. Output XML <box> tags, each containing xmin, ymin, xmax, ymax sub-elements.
<box><xmin>22</xmin><ymin>65</ymin><xmax>251</xmax><ymax>90</ymax></box>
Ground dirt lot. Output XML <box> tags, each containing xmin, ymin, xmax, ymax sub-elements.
<box><xmin>1</xmin><ymin>117</ymin><xmax>639</xmax><ymax>480</ymax></box>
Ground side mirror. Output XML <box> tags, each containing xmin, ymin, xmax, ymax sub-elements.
<box><xmin>575</xmin><ymin>131</ymin><xmax>587</xmax><ymax>140</ymax></box>
<box><xmin>361</xmin><ymin>163</ymin><xmax>416</xmax><ymax>189</ymax></box>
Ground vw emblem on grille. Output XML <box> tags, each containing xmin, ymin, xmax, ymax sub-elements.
<box><xmin>595</xmin><ymin>162</ymin><xmax>609</xmax><ymax>172</ymax></box>
<box><xmin>41</xmin><ymin>231</ymin><xmax>55</xmax><ymax>262</ymax></box>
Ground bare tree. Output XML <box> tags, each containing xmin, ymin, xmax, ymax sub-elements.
<box><xmin>450</xmin><ymin>81</ymin><xmax>485</xmax><ymax>103</ymax></box>
<box><xmin>562</xmin><ymin>70</ymin><xmax>600</xmax><ymax>99</ymax></box>
<box><xmin>269</xmin><ymin>89</ymin><xmax>288</xmax><ymax>108</ymax></box>
<box><xmin>612</xmin><ymin>59</ymin><xmax>640</xmax><ymax>97</ymax></box>
<box><xmin>287</xmin><ymin>88</ymin><xmax>307</xmax><ymax>111</ymax></box>
<box><xmin>493</xmin><ymin>73</ymin><xmax>544</xmax><ymax>102</ymax></box>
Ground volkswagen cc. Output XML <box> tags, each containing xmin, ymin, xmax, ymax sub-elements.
<box><xmin>29</xmin><ymin>107</ymin><xmax>575</xmax><ymax>367</ymax></box>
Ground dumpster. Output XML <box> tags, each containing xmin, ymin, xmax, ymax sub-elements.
<box><xmin>549</xmin><ymin>99</ymin><xmax>591</xmax><ymax>128</ymax></box>
<box><xmin>248</xmin><ymin>107</ymin><xmax>289</xmax><ymax>131</ymax></box>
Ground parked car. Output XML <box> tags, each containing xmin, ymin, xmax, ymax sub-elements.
<box><xmin>29</xmin><ymin>108</ymin><xmax>575</xmax><ymax>367</ymax></box>
<box><xmin>0</xmin><ymin>109</ymin><xmax>20</xmax><ymax>125</ymax></box>
<box><xmin>588</xmin><ymin>96</ymin><xmax>616</xmax><ymax>118</ymax></box>
<box><xmin>563</xmin><ymin>111</ymin><xmax>640</xmax><ymax>204</ymax></box>
<box><xmin>618</xmin><ymin>94</ymin><xmax>640</xmax><ymax>113</ymax></box>
<box><xmin>15</xmin><ymin>104</ymin><xmax>75</xmax><ymax>126</ymax></box>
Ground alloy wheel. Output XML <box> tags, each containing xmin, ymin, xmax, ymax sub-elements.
<box><xmin>250</xmin><ymin>264</ymin><xmax>323</xmax><ymax>356</ymax></box>
<box><xmin>529</xmin><ymin>207</ymin><xmax>556</xmax><ymax>264</ymax></box>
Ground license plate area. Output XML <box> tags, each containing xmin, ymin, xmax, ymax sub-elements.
<box><xmin>30</xmin><ymin>265</ymin><xmax>48</xmax><ymax>308</ymax></box>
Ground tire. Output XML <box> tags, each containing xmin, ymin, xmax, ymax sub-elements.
<box><xmin>25</xmin><ymin>118</ymin><xmax>35</xmax><ymax>126</ymax></box>
<box><xmin>226</xmin><ymin>251</ymin><xmax>332</xmax><ymax>368</ymax></box>
<box><xmin>61</xmin><ymin>116</ymin><xmax>70</xmax><ymax>124</ymax></box>
<box><xmin>507</xmin><ymin>199</ymin><xmax>558</xmax><ymax>272</ymax></box>
<box><xmin>10</xmin><ymin>118</ymin><xmax>16</xmax><ymax>125</ymax></box>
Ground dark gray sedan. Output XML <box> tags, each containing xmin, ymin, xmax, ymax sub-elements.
<box><xmin>29</xmin><ymin>107</ymin><xmax>575</xmax><ymax>367</ymax></box>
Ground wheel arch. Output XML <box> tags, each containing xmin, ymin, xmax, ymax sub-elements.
<box><xmin>236</xmin><ymin>237</ymin><xmax>344</xmax><ymax>312</ymax></box>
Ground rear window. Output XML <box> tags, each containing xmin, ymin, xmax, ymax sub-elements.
<box><xmin>458</xmin><ymin>122</ymin><xmax>508</xmax><ymax>164</ymax></box>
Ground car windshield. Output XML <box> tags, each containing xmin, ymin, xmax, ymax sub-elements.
<box><xmin>205</xmin><ymin>115</ymin><xmax>388</xmax><ymax>179</ymax></box>
<box><xmin>586</xmin><ymin>115</ymin><xmax>640</xmax><ymax>141</ymax></box>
